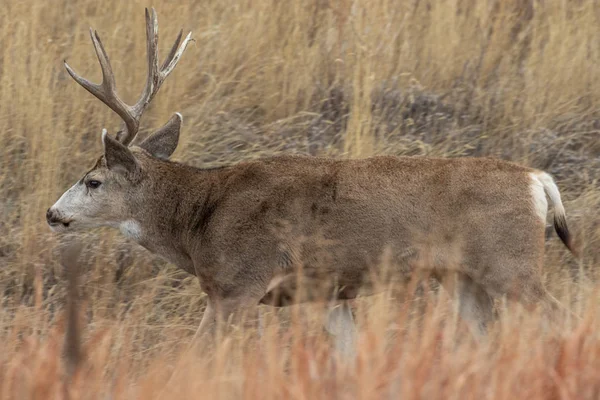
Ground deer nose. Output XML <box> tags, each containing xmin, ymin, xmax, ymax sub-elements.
<box><xmin>46</xmin><ymin>208</ymin><xmax>60</xmax><ymax>225</ymax></box>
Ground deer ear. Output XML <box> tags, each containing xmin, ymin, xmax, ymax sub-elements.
<box><xmin>102</xmin><ymin>129</ymin><xmax>141</xmax><ymax>177</ymax></box>
<box><xmin>139</xmin><ymin>113</ymin><xmax>182</xmax><ymax>159</ymax></box>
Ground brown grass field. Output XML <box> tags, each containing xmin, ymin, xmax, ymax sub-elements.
<box><xmin>1</xmin><ymin>0</ymin><xmax>599</xmax><ymax>398</ymax></box>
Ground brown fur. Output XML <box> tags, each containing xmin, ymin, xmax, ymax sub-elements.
<box><xmin>106</xmin><ymin>152</ymin><xmax>574</xmax><ymax>323</ymax></box>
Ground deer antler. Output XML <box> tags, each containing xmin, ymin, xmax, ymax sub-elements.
<box><xmin>64</xmin><ymin>8</ymin><xmax>192</xmax><ymax>146</ymax></box>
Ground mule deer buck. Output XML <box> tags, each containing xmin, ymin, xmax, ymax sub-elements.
<box><xmin>47</xmin><ymin>9</ymin><xmax>577</xmax><ymax>354</ymax></box>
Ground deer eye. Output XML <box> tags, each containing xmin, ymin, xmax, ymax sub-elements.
<box><xmin>86</xmin><ymin>180</ymin><xmax>102</xmax><ymax>189</ymax></box>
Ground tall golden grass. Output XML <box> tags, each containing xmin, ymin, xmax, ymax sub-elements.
<box><xmin>0</xmin><ymin>0</ymin><xmax>599</xmax><ymax>398</ymax></box>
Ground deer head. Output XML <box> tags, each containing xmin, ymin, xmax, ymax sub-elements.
<box><xmin>47</xmin><ymin>8</ymin><xmax>192</xmax><ymax>233</ymax></box>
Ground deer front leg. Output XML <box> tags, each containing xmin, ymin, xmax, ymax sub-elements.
<box><xmin>162</xmin><ymin>297</ymin><xmax>217</xmax><ymax>389</ymax></box>
<box><xmin>163</xmin><ymin>295</ymin><xmax>260</xmax><ymax>391</ymax></box>
<box><xmin>189</xmin><ymin>297</ymin><xmax>217</xmax><ymax>351</ymax></box>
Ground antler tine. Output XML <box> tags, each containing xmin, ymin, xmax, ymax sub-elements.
<box><xmin>139</xmin><ymin>7</ymin><xmax>160</xmax><ymax>111</ymax></box>
<box><xmin>161</xmin><ymin>30</ymin><xmax>193</xmax><ymax>77</ymax></box>
<box><xmin>65</xmin><ymin>29</ymin><xmax>139</xmax><ymax>143</ymax></box>
<box><xmin>119</xmin><ymin>7</ymin><xmax>193</xmax><ymax>146</ymax></box>
<box><xmin>89</xmin><ymin>29</ymin><xmax>117</xmax><ymax>93</ymax></box>
<box><xmin>161</xmin><ymin>30</ymin><xmax>184</xmax><ymax>71</ymax></box>
<box><xmin>116</xmin><ymin>8</ymin><xmax>158</xmax><ymax>145</ymax></box>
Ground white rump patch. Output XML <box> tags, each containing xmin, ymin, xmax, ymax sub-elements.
<box><xmin>529</xmin><ymin>173</ymin><xmax>548</xmax><ymax>223</ymax></box>
<box><xmin>534</xmin><ymin>171</ymin><xmax>566</xmax><ymax>216</ymax></box>
<box><xmin>119</xmin><ymin>220</ymin><xmax>143</xmax><ymax>241</ymax></box>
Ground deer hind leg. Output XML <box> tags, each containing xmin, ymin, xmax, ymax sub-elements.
<box><xmin>323</xmin><ymin>300</ymin><xmax>357</xmax><ymax>360</ymax></box>
<box><xmin>440</xmin><ymin>273</ymin><xmax>495</xmax><ymax>340</ymax></box>
<box><xmin>507</xmin><ymin>277</ymin><xmax>574</xmax><ymax>332</ymax></box>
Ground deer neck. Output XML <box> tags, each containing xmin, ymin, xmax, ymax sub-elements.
<box><xmin>124</xmin><ymin>161</ymin><xmax>224</xmax><ymax>276</ymax></box>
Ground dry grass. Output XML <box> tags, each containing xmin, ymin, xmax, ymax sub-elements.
<box><xmin>0</xmin><ymin>0</ymin><xmax>599</xmax><ymax>398</ymax></box>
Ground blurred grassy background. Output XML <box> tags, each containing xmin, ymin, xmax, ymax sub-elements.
<box><xmin>0</xmin><ymin>0</ymin><xmax>599</xmax><ymax>398</ymax></box>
